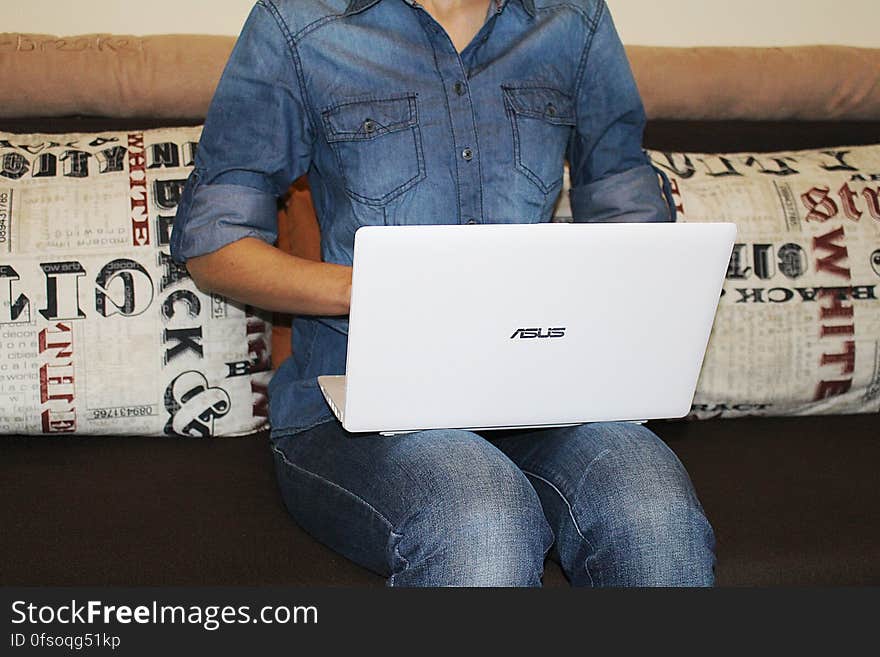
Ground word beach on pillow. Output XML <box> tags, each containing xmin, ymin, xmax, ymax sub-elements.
<box><xmin>0</xmin><ymin>126</ymin><xmax>271</xmax><ymax>437</ymax></box>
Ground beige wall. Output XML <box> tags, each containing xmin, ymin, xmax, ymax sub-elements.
<box><xmin>4</xmin><ymin>0</ymin><xmax>879</xmax><ymax>47</ymax></box>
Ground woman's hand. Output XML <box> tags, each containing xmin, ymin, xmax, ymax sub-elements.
<box><xmin>185</xmin><ymin>237</ymin><xmax>352</xmax><ymax>316</ymax></box>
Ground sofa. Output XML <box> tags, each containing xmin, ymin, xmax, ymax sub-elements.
<box><xmin>1</xmin><ymin>33</ymin><xmax>878</xmax><ymax>587</ymax></box>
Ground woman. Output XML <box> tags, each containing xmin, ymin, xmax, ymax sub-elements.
<box><xmin>170</xmin><ymin>0</ymin><xmax>716</xmax><ymax>586</ymax></box>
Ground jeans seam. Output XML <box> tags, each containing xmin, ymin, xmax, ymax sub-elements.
<box><xmin>270</xmin><ymin>442</ymin><xmax>394</xmax><ymax>531</ymax></box>
<box><xmin>259</xmin><ymin>0</ymin><xmax>320</xmax><ymax>145</ymax></box>
<box><xmin>521</xmin><ymin>446</ymin><xmax>612</xmax><ymax>587</ymax></box>
<box><xmin>387</xmin><ymin>530</ymin><xmax>410</xmax><ymax>588</ymax></box>
<box><xmin>269</xmin><ymin>417</ymin><xmax>335</xmax><ymax>442</ymax></box>
<box><xmin>572</xmin><ymin>0</ymin><xmax>604</xmax><ymax>107</ymax></box>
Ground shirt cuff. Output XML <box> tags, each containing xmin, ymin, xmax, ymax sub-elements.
<box><xmin>170</xmin><ymin>182</ymin><xmax>279</xmax><ymax>263</ymax></box>
<box><xmin>569</xmin><ymin>164</ymin><xmax>673</xmax><ymax>223</ymax></box>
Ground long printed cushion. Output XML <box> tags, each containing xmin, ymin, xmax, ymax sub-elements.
<box><xmin>0</xmin><ymin>126</ymin><xmax>271</xmax><ymax>436</ymax></box>
<box><xmin>557</xmin><ymin>145</ymin><xmax>880</xmax><ymax>419</ymax></box>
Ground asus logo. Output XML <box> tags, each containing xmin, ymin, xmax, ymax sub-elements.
<box><xmin>510</xmin><ymin>328</ymin><xmax>567</xmax><ymax>339</ymax></box>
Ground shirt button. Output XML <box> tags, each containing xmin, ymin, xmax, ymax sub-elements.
<box><xmin>453</xmin><ymin>81</ymin><xmax>466</xmax><ymax>96</ymax></box>
<box><xmin>462</xmin><ymin>147</ymin><xmax>473</xmax><ymax>161</ymax></box>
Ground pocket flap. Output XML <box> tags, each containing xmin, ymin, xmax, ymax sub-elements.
<box><xmin>502</xmin><ymin>85</ymin><xmax>575</xmax><ymax>125</ymax></box>
<box><xmin>322</xmin><ymin>94</ymin><xmax>418</xmax><ymax>142</ymax></box>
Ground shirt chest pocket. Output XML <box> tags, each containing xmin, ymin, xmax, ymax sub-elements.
<box><xmin>502</xmin><ymin>85</ymin><xmax>576</xmax><ymax>194</ymax></box>
<box><xmin>321</xmin><ymin>93</ymin><xmax>426</xmax><ymax>206</ymax></box>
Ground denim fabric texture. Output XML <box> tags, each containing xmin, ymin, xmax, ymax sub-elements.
<box><xmin>169</xmin><ymin>0</ymin><xmax>675</xmax><ymax>438</ymax></box>
<box><xmin>271</xmin><ymin>420</ymin><xmax>715</xmax><ymax>586</ymax></box>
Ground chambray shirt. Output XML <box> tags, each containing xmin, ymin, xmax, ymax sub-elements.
<box><xmin>170</xmin><ymin>0</ymin><xmax>674</xmax><ymax>438</ymax></box>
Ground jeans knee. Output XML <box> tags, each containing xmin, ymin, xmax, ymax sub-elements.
<box><xmin>390</xmin><ymin>432</ymin><xmax>553</xmax><ymax>586</ymax></box>
<box><xmin>565</xmin><ymin>424</ymin><xmax>716</xmax><ymax>586</ymax></box>
<box><xmin>602</xmin><ymin>477</ymin><xmax>716</xmax><ymax>586</ymax></box>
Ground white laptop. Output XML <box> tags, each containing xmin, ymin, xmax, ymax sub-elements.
<box><xmin>318</xmin><ymin>222</ymin><xmax>736</xmax><ymax>435</ymax></box>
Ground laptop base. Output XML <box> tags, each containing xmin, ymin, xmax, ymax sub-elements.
<box><xmin>318</xmin><ymin>375</ymin><xmax>646</xmax><ymax>436</ymax></box>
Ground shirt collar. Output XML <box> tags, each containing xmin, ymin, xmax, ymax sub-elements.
<box><xmin>344</xmin><ymin>0</ymin><xmax>536</xmax><ymax>18</ymax></box>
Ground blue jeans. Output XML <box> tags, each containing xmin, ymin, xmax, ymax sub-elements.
<box><xmin>270</xmin><ymin>421</ymin><xmax>715</xmax><ymax>586</ymax></box>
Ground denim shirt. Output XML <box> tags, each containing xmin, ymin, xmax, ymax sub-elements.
<box><xmin>170</xmin><ymin>0</ymin><xmax>674</xmax><ymax>438</ymax></box>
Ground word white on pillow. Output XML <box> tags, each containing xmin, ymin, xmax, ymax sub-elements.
<box><xmin>0</xmin><ymin>126</ymin><xmax>271</xmax><ymax>437</ymax></box>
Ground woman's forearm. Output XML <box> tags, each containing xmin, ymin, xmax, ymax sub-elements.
<box><xmin>185</xmin><ymin>237</ymin><xmax>352</xmax><ymax>316</ymax></box>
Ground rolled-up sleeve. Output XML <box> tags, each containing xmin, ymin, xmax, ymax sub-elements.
<box><xmin>170</xmin><ymin>0</ymin><xmax>313</xmax><ymax>264</ymax></box>
<box><xmin>567</xmin><ymin>1</ymin><xmax>674</xmax><ymax>223</ymax></box>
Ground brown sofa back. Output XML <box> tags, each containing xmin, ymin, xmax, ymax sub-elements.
<box><xmin>2</xmin><ymin>33</ymin><xmax>879</xmax><ymax>120</ymax></box>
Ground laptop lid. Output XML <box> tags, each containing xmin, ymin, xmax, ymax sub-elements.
<box><xmin>340</xmin><ymin>222</ymin><xmax>736</xmax><ymax>433</ymax></box>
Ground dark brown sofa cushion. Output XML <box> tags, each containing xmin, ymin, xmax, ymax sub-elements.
<box><xmin>2</xmin><ymin>414</ymin><xmax>878</xmax><ymax>586</ymax></box>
